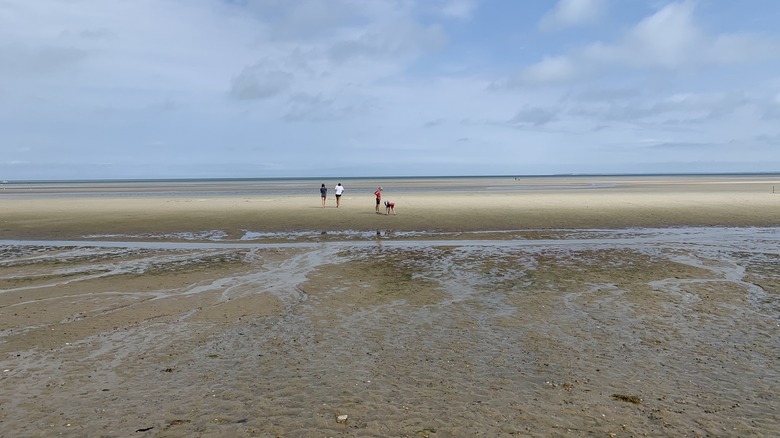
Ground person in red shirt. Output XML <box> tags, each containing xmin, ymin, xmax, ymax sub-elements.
<box><xmin>374</xmin><ymin>187</ymin><xmax>382</xmax><ymax>214</ymax></box>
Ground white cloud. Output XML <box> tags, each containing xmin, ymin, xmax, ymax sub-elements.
<box><xmin>585</xmin><ymin>1</ymin><xmax>778</xmax><ymax>69</ymax></box>
<box><xmin>230</xmin><ymin>66</ymin><xmax>293</xmax><ymax>100</ymax></box>
<box><xmin>760</xmin><ymin>93</ymin><xmax>780</xmax><ymax>120</ymax></box>
<box><xmin>596</xmin><ymin>0</ymin><xmax>703</xmax><ymax>68</ymax></box>
<box><xmin>508</xmin><ymin>106</ymin><xmax>559</xmax><ymax>127</ymax></box>
<box><xmin>0</xmin><ymin>0</ymin><xmax>261</xmax><ymax>94</ymax></box>
<box><xmin>515</xmin><ymin>56</ymin><xmax>578</xmax><ymax>84</ymax></box>
<box><xmin>707</xmin><ymin>33</ymin><xmax>777</xmax><ymax>64</ymax></box>
<box><xmin>520</xmin><ymin>1</ymin><xmax>780</xmax><ymax>84</ymax></box>
<box><xmin>0</xmin><ymin>44</ymin><xmax>88</xmax><ymax>75</ymax></box>
<box><xmin>326</xmin><ymin>22</ymin><xmax>448</xmax><ymax>64</ymax></box>
<box><xmin>571</xmin><ymin>91</ymin><xmax>752</xmax><ymax>125</ymax></box>
<box><xmin>261</xmin><ymin>0</ymin><xmax>361</xmax><ymax>41</ymax></box>
<box><xmin>440</xmin><ymin>0</ymin><xmax>478</xmax><ymax>19</ymax></box>
<box><xmin>539</xmin><ymin>0</ymin><xmax>606</xmax><ymax>31</ymax></box>
<box><xmin>281</xmin><ymin>92</ymin><xmax>367</xmax><ymax>122</ymax></box>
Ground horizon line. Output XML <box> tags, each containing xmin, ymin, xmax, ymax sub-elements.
<box><xmin>3</xmin><ymin>171</ymin><xmax>780</xmax><ymax>184</ymax></box>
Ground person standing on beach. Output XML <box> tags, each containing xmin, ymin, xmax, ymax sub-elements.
<box><xmin>334</xmin><ymin>183</ymin><xmax>344</xmax><ymax>207</ymax></box>
<box><xmin>320</xmin><ymin>184</ymin><xmax>327</xmax><ymax>208</ymax></box>
<box><xmin>374</xmin><ymin>187</ymin><xmax>382</xmax><ymax>214</ymax></box>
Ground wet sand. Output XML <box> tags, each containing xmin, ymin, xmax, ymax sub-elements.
<box><xmin>1</xmin><ymin>176</ymin><xmax>779</xmax><ymax>436</ymax></box>
<box><xmin>1</xmin><ymin>175</ymin><xmax>779</xmax><ymax>240</ymax></box>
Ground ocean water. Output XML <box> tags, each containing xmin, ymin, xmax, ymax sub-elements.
<box><xmin>1</xmin><ymin>227</ymin><xmax>778</xmax><ymax>436</ymax></box>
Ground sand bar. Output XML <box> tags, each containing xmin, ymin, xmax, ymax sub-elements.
<box><xmin>2</xmin><ymin>175</ymin><xmax>780</xmax><ymax>241</ymax></box>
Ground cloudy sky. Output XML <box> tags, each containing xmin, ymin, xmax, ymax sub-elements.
<box><xmin>1</xmin><ymin>0</ymin><xmax>779</xmax><ymax>179</ymax></box>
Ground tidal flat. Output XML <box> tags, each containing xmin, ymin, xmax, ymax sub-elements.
<box><xmin>1</xmin><ymin>228</ymin><xmax>778</xmax><ymax>437</ymax></box>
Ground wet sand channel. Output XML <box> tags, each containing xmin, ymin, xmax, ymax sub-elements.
<box><xmin>1</xmin><ymin>228</ymin><xmax>778</xmax><ymax>437</ymax></box>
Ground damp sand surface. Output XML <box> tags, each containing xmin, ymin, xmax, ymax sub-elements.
<box><xmin>2</xmin><ymin>175</ymin><xmax>780</xmax><ymax>241</ymax></box>
<box><xmin>1</xmin><ymin>228</ymin><xmax>779</xmax><ymax>437</ymax></box>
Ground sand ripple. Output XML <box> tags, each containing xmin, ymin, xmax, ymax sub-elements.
<box><xmin>0</xmin><ymin>228</ymin><xmax>778</xmax><ymax>436</ymax></box>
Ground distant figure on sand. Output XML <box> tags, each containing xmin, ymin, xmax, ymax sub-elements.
<box><xmin>384</xmin><ymin>201</ymin><xmax>396</xmax><ymax>215</ymax></box>
<box><xmin>320</xmin><ymin>184</ymin><xmax>327</xmax><ymax>208</ymax></box>
<box><xmin>334</xmin><ymin>183</ymin><xmax>344</xmax><ymax>207</ymax></box>
<box><xmin>374</xmin><ymin>187</ymin><xmax>382</xmax><ymax>214</ymax></box>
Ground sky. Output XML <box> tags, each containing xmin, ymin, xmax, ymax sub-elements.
<box><xmin>1</xmin><ymin>0</ymin><xmax>779</xmax><ymax>180</ymax></box>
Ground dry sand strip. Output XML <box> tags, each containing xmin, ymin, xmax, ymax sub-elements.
<box><xmin>1</xmin><ymin>176</ymin><xmax>779</xmax><ymax>240</ymax></box>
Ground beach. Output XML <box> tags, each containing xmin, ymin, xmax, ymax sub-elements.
<box><xmin>2</xmin><ymin>175</ymin><xmax>780</xmax><ymax>241</ymax></box>
<box><xmin>1</xmin><ymin>175</ymin><xmax>779</xmax><ymax>437</ymax></box>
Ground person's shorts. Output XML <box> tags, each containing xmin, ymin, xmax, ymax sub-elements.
<box><xmin>336</xmin><ymin>194</ymin><xmax>341</xmax><ymax>198</ymax></box>
<box><xmin>376</xmin><ymin>198</ymin><xmax>381</xmax><ymax>205</ymax></box>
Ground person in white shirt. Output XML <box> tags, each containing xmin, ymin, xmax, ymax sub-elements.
<box><xmin>334</xmin><ymin>183</ymin><xmax>344</xmax><ymax>207</ymax></box>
